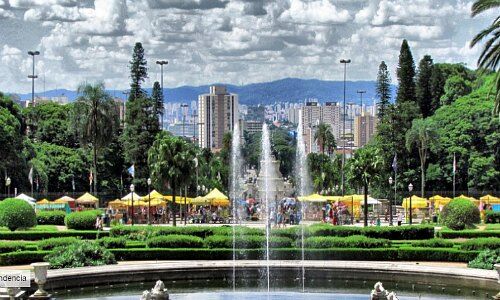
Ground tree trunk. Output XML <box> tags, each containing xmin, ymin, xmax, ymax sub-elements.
<box><xmin>363</xmin><ymin>183</ymin><xmax>368</xmax><ymax>227</ymax></box>
<box><xmin>172</xmin><ymin>184</ymin><xmax>176</xmax><ymax>227</ymax></box>
<box><xmin>421</xmin><ymin>163</ymin><xmax>425</xmax><ymax>198</ymax></box>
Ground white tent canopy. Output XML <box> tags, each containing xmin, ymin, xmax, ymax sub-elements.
<box><xmin>121</xmin><ymin>192</ymin><xmax>142</xmax><ymax>201</ymax></box>
<box><xmin>15</xmin><ymin>193</ymin><xmax>35</xmax><ymax>202</ymax></box>
<box><xmin>360</xmin><ymin>196</ymin><xmax>381</xmax><ymax>205</ymax></box>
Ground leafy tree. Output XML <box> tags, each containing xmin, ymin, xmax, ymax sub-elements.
<box><xmin>148</xmin><ymin>132</ymin><xmax>196</xmax><ymax>226</ymax></box>
<box><xmin>307</xmin><ymin>153</ymin><xmax>341</xmax><ymax>193</ymax></box>
<box><xmin>396</xmin><ymin>39</ymin><xmax>416</xmax><ymax>104</ymax></box>
<box><xmin>129</xmin><ymin>42</ymin><xmax>148</xmax><ymax>100</ymax></box>
<box><xmin>416</xmin><ymin>55</ymin><xmax>434</xmax><ymax>117</ymax></box>
<box><xmin>72</xmin><ymin>82</ymin><xmax>118</xmax><ymax>197</ymax></box>
<box><xmin>430</xmin><ymin>66</ymin><xmax>445</xmax><ymax>113</ymax></box>
<box><xmin>440</xmin><ymin>75</ymin><xmax>473</xmax><ymax>106</ymax></box>
<box><xmin>348</xmin><ymin>145</ymin><xmax>383</xmax><ymax>226</ymax></box>
<box><xmin>151</xmin><ymin>81</ymin><xmax>163</xmax><ymax>126</ymax></box>
<box><xmin>376</xmin><ymin>61</ymin><xmax>392</xmax><ymax>120</ymax></box>
<box><xmin>314</xmin><ymin>123</ymin><xmax>335</xmax><ymax>154</ymax></box>
<box><xmin>405</xmin><ymin>118</ymin><xmax>438</xmax><ymax>197</ymax></box>
<box><xmin>0</xmin><ymin>93</ymin><xmax>25</xmax><ymax>132</ymax></box>
<box><xmin>470</xmin><ymin>0</ymin><xmax>499</xmax><ymax>115</ymax></box>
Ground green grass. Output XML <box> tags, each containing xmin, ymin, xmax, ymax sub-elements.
<box><xmin>485</xmin><ymin>224</ymin><xmax>500</xmax><ymax>230</ymax></box>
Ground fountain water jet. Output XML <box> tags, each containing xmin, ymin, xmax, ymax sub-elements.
<box><xmin>295</xmin><ymin>109</ymin><xmax>312</xmax><ymax>292</ymax></box>
<box><xmin>230</xmin><ymin>122</ymin><xmax>242</xmax><ymax>292</ymax></box>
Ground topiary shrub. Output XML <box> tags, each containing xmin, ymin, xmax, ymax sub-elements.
<box><xmin>97</xmin><ymin>237</ymin><xmax>126</xmax><ymax>249</ymax></box>
<box><xmin>468</xmin><ymin>249</ymin><xmax>500</xmax><ymax>270</ymax></box>
<box><xmin>36</xmin><ymin>211</ymin><xmax>66</xmax><ymax>225</ymax></box>
<box><xmin>146</xmin><ymin>235</ymin><xmax>204</xmax><ymax>248</ymax></box>
<box><xmin>411</xmin><ymin>238</ymin><xmax>454</xmax><ymax>248</ymax></box>
<box><xmin>0</xmin><ymin>198</ymin><xmax>37</xmax><ymax>231</ymax></box>
<box><xmin>485</xmin><ymin>211</ymin><xmax>500</xmax><ymax>224</ymax></box>
<box><xmin>439</xmin><ymin>198</ymin><xmax>480</xmax><ymax>230</ymax></box>
<box><xmin>45</xmin><ymin>241</ymin><xmax>116</xmax><ymax>269</ymax></box>
<box><xmin>65</xmin><ymin>210</ymin><xmax>102</xmax><ymax>230</ymax></box>
<box><xmin>37</xmin><ymin>237</ymin><xmax>79</xmax><ymax>251</ymax></box>
<box><xmin>0</xmin><ymin>242</ymin><xmax>29</xmax><ymax>254</ymax></box>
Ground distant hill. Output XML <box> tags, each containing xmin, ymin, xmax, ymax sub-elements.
<box><xmin>15</xmin><ymin>78</ymin><xmax>396</xmax><ymax>105</ymax></box>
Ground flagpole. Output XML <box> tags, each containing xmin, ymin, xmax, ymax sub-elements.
<box><xmin>452</xmin><ymin>153</ymin><xmax>456</xmax><ymax>198</ymax></box>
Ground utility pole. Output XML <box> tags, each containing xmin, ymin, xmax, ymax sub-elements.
<box><xmin>156</xmin><ymin>60</ymin><xmax>168</xmax><ymax>130</ymax></box>
<box><xmin>340</xmin><ymin>59</ymin><xmax>351</xmax><ymax>197</ymax></box>
<box><xmin>28</xmin><ymin>51</ymin><xmax>40</xmax><ymax>107</ymax></box>
<box><xmin>356</xmin><ymin>90</ymin><xmax>366</xmax><ymax>116</ymax></box>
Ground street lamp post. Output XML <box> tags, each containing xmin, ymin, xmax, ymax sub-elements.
<box><xmin>147</xmin><ymin>178</ymin><xmax>151</xmax><ymax>225</ymax></box>
<box><xmin>130</xmin><ymin>184</ymin><xmax>135</xmax><ymax>226</ymax></box>
<box><xmin>388</xmin><ymin>177</ymin><xmax>393</xmax><ymax>226</ymax></box>
<box><xmin>156</xmin><ymin>60</ymin><xmax>168</xmax><ymax>129</ymax></box>
<box><xmin>28</xmin><ymin>51</ymin><xmax>40</xmax><ymax>107</ymax></box>
<box><xmin>6</xmin><ymin>177</ymin><xmax>11</xmax><ymax>198</ymax></box>
<box><xmin>408</xmin><ymin>183</ymin><xmax>413</xmax><ymax>225</ymax></box>
<box><xmin>356</xmin><ymin>90</ymin><xmax>366</xmax><ymax>115</ymax></box>
<box><xmin>340</xmin><ymin>59</ymin><xmax>351</xmax><ymax>197</ymax></box>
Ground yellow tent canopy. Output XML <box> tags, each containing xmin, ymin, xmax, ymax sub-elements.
<box><xmin>121</xmin><ymin>192</ymin><xmax>142</xmax><ymax>201</ymax></box>
<box><xmin>297</xmin><ymin>193</ymin><xmax>327</xmax><ymax>202</ymax></box>
<box><xmin>429</xmin><ymin>195</ymin><xmax>452</xmax><ymax>207</ymax></box>
<box><xmin>148</xmin><ymin>198</ymin><xmax>167</xmax><ymax>206</ymax></box>
<box><xmin>204</xmin><ymin>188</ymin><xmax>230</xmax><ymax>206</ymax></box>
<box><xmin>324</xmin><ymin>195</ymin><xmax>344</xmax><ymax>202</ymax></box>
<box><xmin>164</xmin><ymin>195</ymin><xmax>193</xmax><ymax>204</ymax></box>
<box><xmin>76</xmin><ymin>192</ymin><xmax>98</xmax><ymax>204</ymax></box>
<box><xmin>122</xmin><ymin>199</ymin><xmax>147</xmax><ymax>207</ymax></box>
<box><xmin>36</xmin><ymin>199</ymin><xmax>51</xmax><ymax>204</ymax></box>
<box><xmin>456</xmin><ymin>195</ymin><xmax>479</xmax><ymax>204</ymax></box>
<box><xmin>191</xmin><ymin>196</ymin><xmax>209</xmax><ymax>206</ymax></box>
<box><xmin>54</xmin><ymin>195</ymin><xmax>75</xmax><ymax>203</ymax></box>
<box><xmin>54</xmin><ymin>199</ymin><xmax>67</xmax><ymax>204</ymax></box>
<box><xmin>480</xmin><ymin>194</ymin><xmax>500</xmax><ymax>204</ymax></box>
<box><xmin>402</xmin><ymin>196</ymin><xmax>428</xmax><ymax>209</ymax></box>
<box><xmin>142</xmin><ymin>190</ymin><xmax>164</xmax><ymax>201</ymax></box>
<box><xmin>108</xmin><ymin>199</ymin><xmax>126</xmax><ymax>208</ymax></box>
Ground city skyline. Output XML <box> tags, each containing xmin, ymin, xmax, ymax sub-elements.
<box><xmin>0</xmin><ymin>0</ymin><xmax>493</xmax><ymax>93</ymax></box>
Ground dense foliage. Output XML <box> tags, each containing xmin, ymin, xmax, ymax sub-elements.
<box><xmin>146</xmin><ymin>235</ymin><xmax>204</xmax><ymax>248</ymax></box>
<box><xmin>36</xmin><ymin>211</ymin><xmax>66</xmax><ymax>225</ymax></box>
<box><xmin>468</xmin><ymin>249</ymin><xmax>500</xmax><ymax>270</ymax></box>
<box><xmin>65</xmin><ymin>210</ymin><xmax>101</xmax><ymax>230</ymax></box>
<box><xmin>439</xmin><ymin>198</ymin><xmax>480</xmax><ymax>230</ymax></box>
<box><xmin>0</xmin><ymin>198</ymin><xmax>36</xmax><ymax>231</ymax></box>
<box><xmin>304</xmin><ymin>235</ymin><xmax>390</xmax><ymax>249</ymax></box>
<box><xmin>45</xmin><ymin>241</ymin><xmax>116</xmax><ymax>269</ymax></box>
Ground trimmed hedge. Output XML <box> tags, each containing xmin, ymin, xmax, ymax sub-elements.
<box><xmin>146</xmin><ymin>235</ymin><xmax>204</xmax><ymax>248</ymax></box>
<box><xmin>460</xmin><ymin>237</ymin><xmax>500</xmax><ymax>251</ymax></box>
<box><xmin>204</xmin><ymin>235</ymin><xmax>293</xmax><ymax>249</ymax></box>
<box><xmin>36</xmin><ymin>211</ymin><xmax>66</xmax><ymax>225</ymax></box>
<box><xmin>97</xmin><ymin>237</ymin><xmax>127</xmax><ymax>249</ymax></box>
<box><xmin>485</xmin><ymin>211</ymin><xmax>500</xmax><ymax>224</ymax></box>
<box><xmin>0</xmin><ymin>198</ymin><xmax>37</xmax><ymax>231</ymax></box>
<box><xmin>0</xmin><ymin>250</ymin><xmax>51</xmax><ymax>266</ymax></box>
<box><xmin>37</xmin><ymin>237</ymin><xmax>79</xmax><ymax>251</ymax></box>
<box><xmin>437</xmin><ymin>229</ymin><xmax>500</xmax><ymax>238</ymax></box>
<box><xmin>65</xmin><ymin>210</ymin><xmax>102</xmax><ymax>230</ymax></box>
<box><xmin>0</xmin><ymin>230</ymin><xmax>109</xmax><ymax>240</ymax></box>
<box><xmin>0</xmin><ymin>242</ymin><xmax>29</xmax><ymax>254</ymax></box>
<box><xmin>411</xmin><ymin>238</ymin><xmax>454</xmax><ymax>248</ymax></box>
<box><xmin>439</xmin><ymin>198</ymin><xmax>480</xmax><ymax>230</ymax></box>
<box><xmin>304</xmin><ymin>235</ymin><xmax>390</xmax><ymax>249</ymax></box>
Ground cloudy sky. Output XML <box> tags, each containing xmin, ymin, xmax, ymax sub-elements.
<box><xmin>0</xmin><ymin>0</ymin><xmax>494</xmax><ymax>93</ymax></box>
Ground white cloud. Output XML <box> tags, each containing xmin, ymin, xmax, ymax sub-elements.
<box><xmin>0</xmin><ymin>8</ymin><xmax>14</xmax><ymax>18</ymax></box>
<box><xmin>280</xmin><ymin>0</ymin><xmax>351</xmax><ymax>24</ymax></box>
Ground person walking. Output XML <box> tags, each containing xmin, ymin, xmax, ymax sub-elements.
<box><xmin>397</xmin><ymin>212</ymin><xmax>402</xmax><ymax>226</ymax></box>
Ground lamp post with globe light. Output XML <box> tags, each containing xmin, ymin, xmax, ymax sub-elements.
<box><xmin>147</xmin><ymin>178</ymin><xmax>152</xmax><ymax>225</ymax></box>
<box><xmin>389</xmin><ymin>177</ymin><xmax>393</xmax><ymax>226</ymax></box>
<box><xmin>130</xmin><ymin>184</ymin><xmax>135</xmax><ymax>225</ymax></box>
<box><xmin>408</xmin><ymin>183</ymin><xmax>414</xmax><ymax>225</ymax></box>
<box><xmin>6</xmin><ymin>177</ymin><xmax>11</xmax><ymax>198</ymax></box>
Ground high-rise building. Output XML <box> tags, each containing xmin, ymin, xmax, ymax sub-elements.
<box><xmin>354</xmin><ymin>113</ymin><xmax>377</xmax><ymax>148</ymax></box>
<box><xmin>321</xmin><ymin>102</ymin><xmax>341</xmax><ymax>141</ymax></box>
<box><xmin>197</xmin><ymin>85</ymin><xmax>239</xmax><ymax>150</ymax></box>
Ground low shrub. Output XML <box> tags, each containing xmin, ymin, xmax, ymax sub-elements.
<box><xmin>204</xmin><ymin>235</ymin><xmax>293</xmax><ymax>249</ymax></box>
<box><xmin>109</xmin><ymin>226</ymin><xmax>154</xmax><ymax>241</ymax></box>
<box><xmin>439</xmin><ymin>198</ymin><xmax>480</xmax><ymax>230</ymax></box>
<box><xmin>212</xmin><ymin>226</ymin><xmax>264</xmax><ymax>236</ymax></box>
<box><xmin>304</xmin><ymin>235</ymin><xmax>390</xmax><ymax>249</ymax></box>
<box><xmin>37</xmin><ymin>237</ymin><xmax>79</xmax><ymax>251</ymax></box>
<box><xmin>45</xmin><ymin>241</ymin><xmax>116</xmax><ymax>269</ymax></box>
<box><xmin>36</xmin><ymin>211</ymin><xmax>66</xmax><ymax>225</ymax></box>
<box><xmin>485</xmin><ymin>211</ymin><xmax>500</xmax><ymax>224</ymax></box>
<box><xmin>0</xmin><ymin>242</ymin><xmax>28</xmax><ymax>254</ymax></box>
<box><xmin>97</xmin><ymin>237</ymin><xmax>127</xmax><ymax>249</ymax></box>
<box><xmin>437</xmin><ymin>229</ymin><xmax>500</xmax><ymax>238</ymax></box>
<box><xmin>65</xmin><ymin>210</ymin><xmax>102</xmax><ymax>230</ymax></box>
<box><xmin>153</xmin><ymin>227</ymin><xmax>214</xmax><ymax>239</ymax></box>
<box><xmin>0</xmin><ymin>230</ymin><xmax>109</xmax><ymax>240</ymax></box>
<box><xmin>146</xmin><ymin>235</ymin><xmax>204</xmax><ymax>248</ymax></box>
<box><xmin>411</xmin><ymin>238</ymin><xmax>454</xmax><ymax>248</ymax></box>
<box><xmin>460</xmin><ymin>237</ymin><xmax>500</xmax><ymax>251</ymax></box>
<box><xmin>468</xmin><ymin>249</ymin><xmax>500</xmax><ymax>270</ymax></box>
<box><xmin>0</xmin><ymin>251</ymin><xmax>51</xmax><ymax>266</ymax></box>
<box><xmin>0</xmin><ymin>198</ymin><xmax>37</xmax><ymax>231</ymax></box>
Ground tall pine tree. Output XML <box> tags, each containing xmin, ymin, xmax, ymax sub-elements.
<box><xmin>416</xmin><ymin>55</ymin><xmax>434</xmax><ymax>117</ymax></box>
<box><xmin>152</xmin><ymin>81</ymin><xmax>163</xmax><ymax>126</ymax></box>
<box><xmin>429</xmin><ymin>65</ymin><xmax>445</xmax><ymax>114</ymax></box>
<box><xmin>376</xmin><ymin>61</ymin><xmax>392</xmax><ymax>120</ymax></box>
<box><xmin>122</xmin><ymin>42</ymin><xmax>160</xmax><ymax>191</ymax></box>
<box><xmin>396</xmin><ymin>39</ymin><xmax>416</xmax><ymax>104</ymax></box>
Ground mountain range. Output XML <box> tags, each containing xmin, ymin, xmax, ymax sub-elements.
<box><xmin>15</xmin><ymin>78</ymin><xmax>396</xmax><ymax>105</ymax></box>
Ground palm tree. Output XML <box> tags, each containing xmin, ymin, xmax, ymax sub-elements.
<box><xmin>470</xmin><ymin>0</ymin><xmax>500</xmax><ymax>116</ymax></box>
<box><xmin>314</xmin><ymin>123</ymin><xmax>335</xmax><ymax>154</ymax></box>
<box><xmin>73</xmin><ymin>82</ymin><xmax>118</xmax><ymax>198</ymax></box>
<box><xmin>148</xmin><ymin>131</ymin><xmax>196</xmax><ymax>226</ymax></box>
<box><xmin>405</xmin><ymin>118</ymin><xmax>438</xmax><ymax>198</ymax></box>
<box><xmin>348</xmin><ymin>145</ymin><xmax>383</xmax><ymax>227</ymax></box>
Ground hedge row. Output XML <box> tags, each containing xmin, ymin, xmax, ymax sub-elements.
<box><xmin>273</xmin><ymin>225</ymin><xmax>434</xmax><ymax>240</ymax></box>
<box><xmin>37</xmin><ymin>237</ymin><xmax>79</xmax><ymax>251</ymax></box>
<box><xmin>204</xmin><ymin>235</ymin><xmax>293</xmax><ymax>249</ymax></box>
<box><xmin>460</xmin><ymin>238</ymin><xmax>500</xmax><ymax>251</ymax></box>
<box><xmin>0</xmin><ymin>230</ymin><xmax>109</xmax><ymax>240</ymax></box>
<box><xmin>0</xmin><ymin>247</ymin><xmax>479</xmax><ymax>266</ymax></box>
<box><xmin>0</xmin><ymin>242</ymin><xmax>29</xmax><ymax>254</ymax></box>
<box><xmin>65</xmin><ymin>210</ymin><xmax>102</xmax><ymax>230</ymax></box>
<box><xmin>411</xmin><ymin>238</ymin><xmax>454</xmax><ymax>248</ymax></box>
<box><xmin>304</xmin><ymin>235</ymin><xmax>390</xmax><ymax>249</ymax></box>
<box><xmin>437</xmin><ymin>229</ymin><xmax>500</xmax><ymax>238</ymax></box>
<box><xmin>36</xmin><ymin>211</ymin><xmax>66</xmax><ymax>225</ymax></box>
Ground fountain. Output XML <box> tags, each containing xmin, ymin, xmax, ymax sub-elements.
<box><xmin>260</xmin><ymin>123</ymin><xmax>276</xmax><ymax>293</ymax></box>
<box><xmin>295</xmin><ymin>109</ymin><xmax>312</xmax><ymax>292</ymax></box>
<box><xmin>230</xmin><ymin>122</ymin><xmax>242</xmax><ymax>292</ymax></box>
